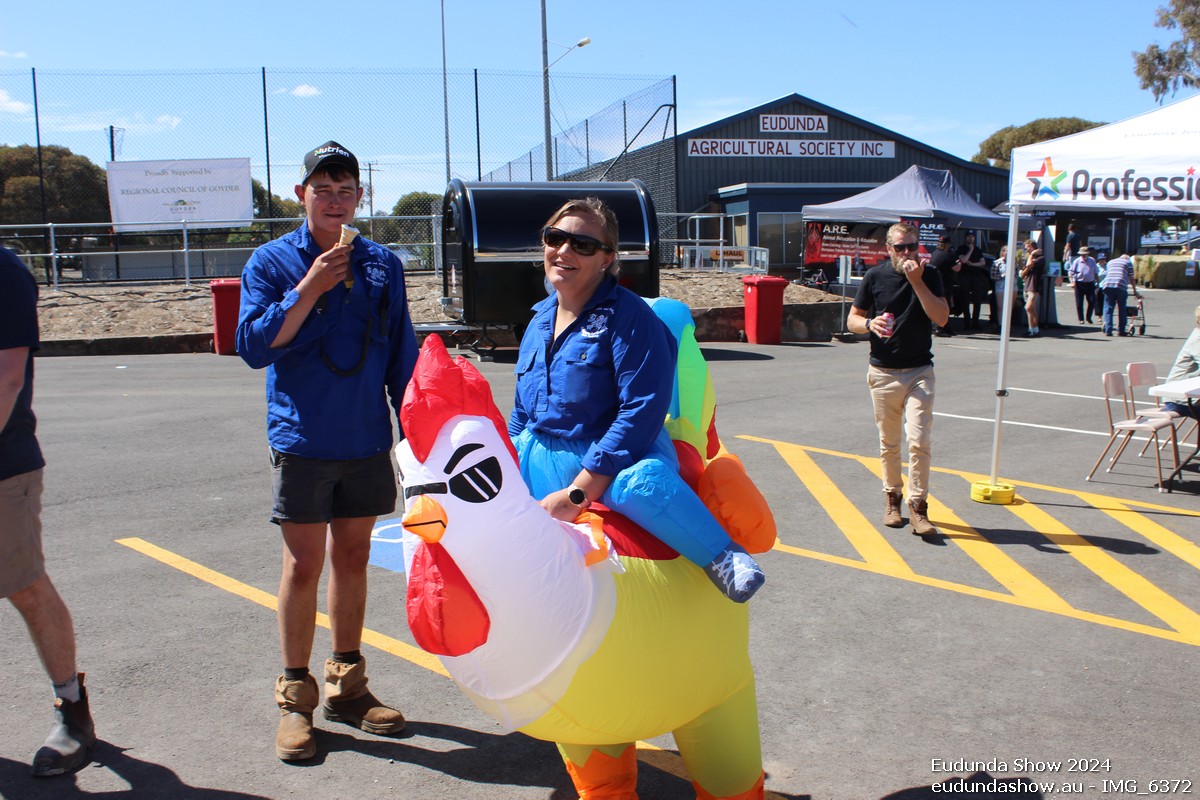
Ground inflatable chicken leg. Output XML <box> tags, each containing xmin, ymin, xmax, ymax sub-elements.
<box><xmin>397</xmin><ymin>335</ymin><xmax>765</xmax><ymax>800</ymax></box>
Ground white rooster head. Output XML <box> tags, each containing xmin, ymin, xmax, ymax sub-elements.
<box><xmin>395</xmin><ymin>336</ymin><xmax>620</xmax><ymax>725</ymax></box>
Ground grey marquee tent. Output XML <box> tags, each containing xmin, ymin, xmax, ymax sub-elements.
<box><xmin>802</xmin><ymin>164</ymin><xmax>1010</xmax><ymax>229</ymax></box>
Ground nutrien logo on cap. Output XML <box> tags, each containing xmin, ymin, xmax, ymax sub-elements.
<box><xmin>312</xmin><ymin>144</ymin><xmax>351</xmax><ymax>160</ymax></box>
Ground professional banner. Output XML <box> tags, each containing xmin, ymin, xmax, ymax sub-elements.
<box><xmin>107</xmin><ymin>158</ymin><xmax>253</xmax><ymax>232</ymax></box>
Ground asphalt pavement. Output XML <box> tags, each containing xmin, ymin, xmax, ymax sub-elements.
<box><xmin>1</xmin><ymin>286</ymin><xmax>1197</xmax><ymax>799</ymax></box>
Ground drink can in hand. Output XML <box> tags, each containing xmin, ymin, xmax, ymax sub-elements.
<box><xmin>879</xmin><ymin>312</ymin><xmax>895</xmax><ymax>337</ymax></box>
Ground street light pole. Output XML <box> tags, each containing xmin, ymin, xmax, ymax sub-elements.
<box><xmin>442</xmin><ymin>0</ymin><xmax>451</xmax><ymax>184</ymax></box>
<box><xmin>541</xmin><ymin>1</ymin><xmax>589</xmax><ymax>181</ymax></box>
<box><xmin>541</xmin><ymin>0</ymin><xmax>552</xmax><ymax>181</ymax></box>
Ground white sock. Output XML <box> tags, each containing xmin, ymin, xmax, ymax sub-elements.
<box><xmin>53</xmin><ymin>674</ymin><xmax>81</xmax><ymax>703</ymax></box>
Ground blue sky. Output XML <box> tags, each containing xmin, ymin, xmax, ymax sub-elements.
<box><xmin>1</xmin><ymin>0</ymin><xmax>1195</xmax><ymax>207</ymax></box>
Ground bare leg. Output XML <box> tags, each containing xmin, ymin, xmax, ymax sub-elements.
<box><xmin>278</xmin><ymin>522</ymin><xmax>328</xmax><ymax>668</ymax></box>
<box><xmin>326</xmin><ymin>517</ymin><xmax>375</xmax><ymax>653</ymax></box>
<box><xmin>8</xmin><ymin>574</ymin><xmax>77</xmax><ymax>685</ymax></box>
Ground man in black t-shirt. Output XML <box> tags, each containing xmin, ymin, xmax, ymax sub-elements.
<box><xmin>928</xmin><ymin>235</ymin><xmax>957</xmax><ymax>337</ymax></box>
<box><xmin>955</xmin><ymin>232</ymin><xmax>988</xmax><ymax>330</ymax></box>
<box><xmin>848</xmin><ymin>223</ymin><xmax>950</xmax><ymax>536</ymax></box>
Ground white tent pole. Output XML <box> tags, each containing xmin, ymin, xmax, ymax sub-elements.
<box><xmin>989</xmin><ymin>201</ymin><xmax>1024</xmax><ymax>486</ymax></box>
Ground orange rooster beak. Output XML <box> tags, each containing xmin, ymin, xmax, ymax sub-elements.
<box><xmin>402</xmin><ymin>495</ymin><xmax>448</xmax><ymax>543</ymax></box>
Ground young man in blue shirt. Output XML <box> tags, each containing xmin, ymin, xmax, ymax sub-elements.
<box><xmin>237</xmin><ymin>142</ymin><xmax>418</xmax><ymax>761</ymax></box>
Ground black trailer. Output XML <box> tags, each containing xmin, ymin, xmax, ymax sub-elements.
<box><xmin>436</xmin><ymin>180</ymin><xmax>659</xmax><ymax>348</ymax></box>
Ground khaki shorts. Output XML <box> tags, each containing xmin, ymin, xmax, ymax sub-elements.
<box><xmin>0</xmin><ymin>469</ymin><xmax>46</xmax><ymax>598</ymax></box>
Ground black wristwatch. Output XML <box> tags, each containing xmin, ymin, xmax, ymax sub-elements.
<box><xmin>567</xmin><ymin>485</ymin><xmax>589</xmax><ymax>507</ymax></box>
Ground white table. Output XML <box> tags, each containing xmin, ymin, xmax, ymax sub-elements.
<box><xmin>1149</xmin><ymin>375</ymin><xmax>1200</xmax><ymax>487</ymax></box>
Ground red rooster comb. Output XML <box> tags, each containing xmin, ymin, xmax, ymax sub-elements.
<box><xmin>400</xmin><ymin>335</ymin><xmax>517</xmax><ymax>464</ymax></box>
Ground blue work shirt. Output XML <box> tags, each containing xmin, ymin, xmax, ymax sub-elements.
<box><xmin>509</xmin><ymin>277</ymin><xmax>677</xmax><ymax>476</ymax></box>
<box><xmin>236</xmin><ymin>222</ymin><xmax>418</xmax><ymax>460</ymax></box>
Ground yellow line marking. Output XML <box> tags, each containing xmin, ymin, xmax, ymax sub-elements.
<box><xmin>771</xmin><ymin>440</ymin><xmax>913</xmax><ymax>576</ymax></box>
<box><xmin>116</xmin><ymin>538</ymin><xmax>712</xmax><ymax>785</ymax></box>
<box><xmin>737</xmin><ymin>437</ymin><xmax>1200</xmax><ymax>646</ymax></box>
<box><xmin>771</xmin><ymin>540</ymin><xmax>1198</xmax><ymax>646</ymax></box>
<box><xmin>1001</xmin><ymin>501</ymin><xmax>1200</xmax><ymax>639</ymax></box>
<box><xmin>1079</xmin><ymin>492</ymin><xmax>1200</xmax><ymax>571</ymax></box>
<box><xmin>927</xmin><ymin>491</ymin><xmax>1073</xmax><ymax>612</ymax></box>
<box><xmin>851</xmin><ymin>456</ymin><xmax>1072</xmax><ymax>610</ymax></box>
<box><xmin>115</xmin><ymin>537</ymin><xmax>448</xmax><ymax>677</ymax></box>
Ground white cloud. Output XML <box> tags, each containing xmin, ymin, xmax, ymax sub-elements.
<box><xmin>0</xmin><ymin>50</ymin><xmax>29</xmax><ymax>59</ymax></box>
<box><xmin>0</xmin><ymin>89</ymin><xmax>32</xmax><ymax>114</ymax></box>
<box><xmin>291</xmin><ymin>84</ymin><xmax>320</xmax><ymax>98</ymax></box>
<box><xmin>46</xmin><ymin>110</ymin><xmax>182</xmax><ymax>134</ymax></box>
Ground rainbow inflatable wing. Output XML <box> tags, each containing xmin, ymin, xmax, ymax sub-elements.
<box><xmin>648</xmin><ymin>297</ymin><xmax>777</xmax><ymax>555</ymax></box>
<box><xmin>397</xmin><ymin>335</ymin><xmax>765</xmax><ymax>800</ymax></box>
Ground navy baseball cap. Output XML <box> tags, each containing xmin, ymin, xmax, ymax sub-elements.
<box><xmin>300</xmin><ymin>141</ymin><xmax>359</xmax><ymax>185</ymax></box>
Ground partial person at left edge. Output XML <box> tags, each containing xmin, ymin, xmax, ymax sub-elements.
<box><xmin>1</xmin><ymin>245</ymin><xmax>98</xmax><ymax>777</ymax></box>
<box><xmin>235</xmin><ymin>141</ymin><xmax>419</xmax><ymax>762</ymax></box>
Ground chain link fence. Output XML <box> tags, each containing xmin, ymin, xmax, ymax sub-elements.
<box><xmin>0</xmin><ymin>67</ymin><xmax>676</xmax><ymax>283</ymax></box>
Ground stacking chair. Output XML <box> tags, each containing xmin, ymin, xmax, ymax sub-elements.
<box><xmin>1126</xmin><ymin>361</ymin><xmax>1196</xmax><ymax>456</ymax></box>
<box><xmin>1087</xmin><ymin>371</ymin><xmax>1180</xmax><ymax>492</ymax></box>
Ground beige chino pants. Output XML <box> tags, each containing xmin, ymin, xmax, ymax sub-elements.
<box><xmin>866</xmin><ymin>364</ymin><xmax>935</xmax><ymax>502</ymax></box>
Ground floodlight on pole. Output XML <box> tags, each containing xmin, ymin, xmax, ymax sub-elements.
<box><xmin>541</xmin><ymin>1</ymin><xmax>590</xmax><ymax>180</ymax></box>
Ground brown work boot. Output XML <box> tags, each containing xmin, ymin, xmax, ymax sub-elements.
<box><xmin>908</xmin><ymin>498</ymin><xmax>938</xmax><ymax>536</ymax></box>
<box><xmin>883</xmin><ymin>491</ymin><xmax>904</xmax><ymax>528</ymax></box>
<box><xmin>322</xmin><ymin>657</ymin><xmax>405</xmax><ymax>736</ymax></box>
<box><xmin>31</xmin><ymin>673</ymin><xmax>96</xmax><ymax>777</ymax></box>
<box><xmin>275</xmin><ymin>673</ymin><xmax>319</xmax><ymax>761</ymax></box>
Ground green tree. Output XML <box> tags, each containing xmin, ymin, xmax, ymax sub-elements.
<box><xmin>972</xmin><ymin>117</ymin><xmax>1104</xmax><ymax>169</ymax></box>
<box><xmin>384</xmin><ymin>191</ymin><xmax>441</xmax><ymax>267</ymax></box>
<box><xmin>1133</xmin><ymin>0</ymin><xmax>1200</xmax><ymax>101</ymax></box>
<box><xmin>0</xmin><ymin>144</ymin><xmax>110</xmax><ymax>224</ymax></box>
<box><xmin>251</xmin><ymin>178</ymin><xmax>303</xmax><ymax>220</ymax></box>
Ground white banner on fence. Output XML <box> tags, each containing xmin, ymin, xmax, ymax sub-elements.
<box><xmin>107</xmin><ymin>158</ymin><xmax>253</xmax><ymax>232</ymax></box>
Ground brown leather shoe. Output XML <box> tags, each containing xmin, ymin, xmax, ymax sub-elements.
<box><xmin>908</xmin><ymin>498</ymin><xmax>938</xmax><ymax>536</ymax></box>
<box><xmin>322</xmin><ymin>658</ymin><xmax>405</xmax><ymax>736</ymax></box>
<box><xmin>883</xmin><ymin>491</ymin><xmax>904</xmax><ymax>528</ymax></box>
<box><xmin>275</xmin><ymin>674</ymin><xmax>318</xmax><ymax>761</ymax></box>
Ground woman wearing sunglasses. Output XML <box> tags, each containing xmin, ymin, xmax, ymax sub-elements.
<box><xmin>507</xmin><ymin>197</ymin><xmax>765</xmax><ymax>603</ymax></box>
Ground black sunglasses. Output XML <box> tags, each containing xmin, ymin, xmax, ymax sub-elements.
<box><xmin>890</xmin><ymin>242</ymin><xmax>920</xmax><ymax>253</ymax></box>
<box><xmin>541</xmin><ymin>226</ymin><xmax>614</xmax><ymax>256</ymax></box>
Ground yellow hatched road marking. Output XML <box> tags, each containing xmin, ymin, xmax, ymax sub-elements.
<box><xmin>855</xmin><ymin>458</ymin><xmax>1073</xmax><ymax>611</ymax></box>
<box><xmin>1077</xmin><ymin>491</ymin><xmax>1200</xmax><ymax>571</ymax></box>
<box><xmin>740</xmin><ymin>436</ymin><xmax>1200</xmax><ymax>646</ymax></box>
<box><xmin>924</xmin><ymin>490</ymin><xmax>1073</xmax><ymax>612</ymax></box>
<box><xmin>771</xmin><ymin>441</ymin><xmax>913</xmax><ymax>576</ymax></box>
<box><xmin>1001</xmin><ymin>502</ymin><xmax>1200</xmax><ymax>639</ymax></box>
<box><xmin>771</xmin><ymin>539</ymin><xmax>1199</xmax><ymax>645</ymax></box>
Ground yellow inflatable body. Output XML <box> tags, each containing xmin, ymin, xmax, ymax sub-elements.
<box><xmin>398</xmin><ymin>324</ymin><xmax>768</xmax><ymax>800</ymax></box>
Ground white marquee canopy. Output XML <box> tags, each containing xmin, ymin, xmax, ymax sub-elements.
<box><xmin>984</xmin><ymin>94</ymin><xmax>1200</xmax><ymax>493</ymax></box>
<box><xmin>1008</xmin><ymin>93</ymin><xmax>1200</xmax><ymax>215</ymax></box>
